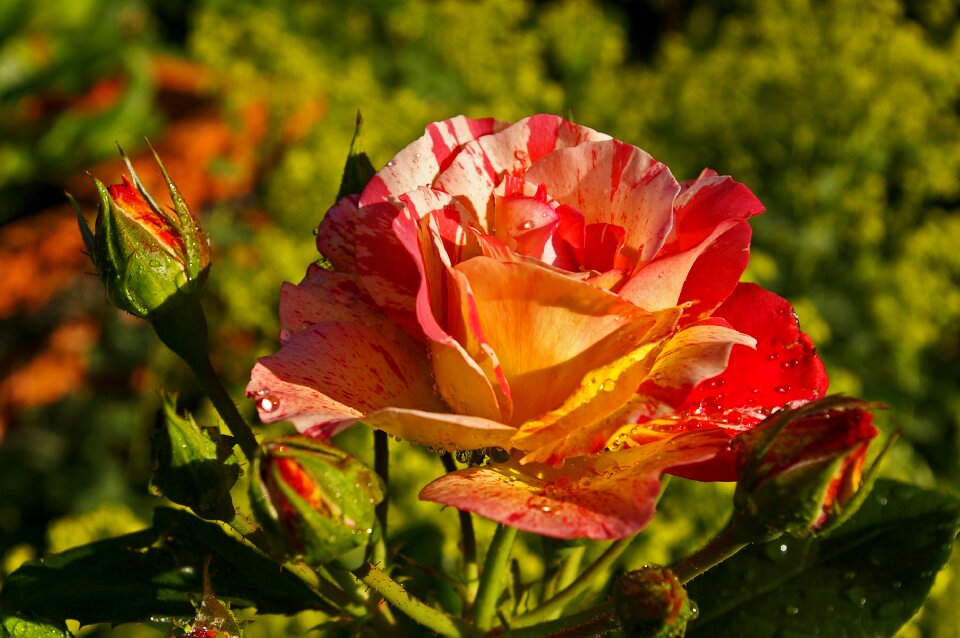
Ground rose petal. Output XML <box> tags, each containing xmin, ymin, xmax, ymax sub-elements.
<box><xmin>523</xmin><ymin>139</ymin><xmax>680</xmax><ymax>269</ymax></box>
<box><xmin>360</xmin><ymin>116</ymin><xmax>507</xmax><ymax>207</ymax></box>
<box><xmin>512</xmin><ymin>309</ymin><xmax>680</xmax><ymax>464</ymax></box>
<box><xmin>434</xmin><ymin>114</ymin><xmax>610</xmax><ymax>229</ymax></box>
<box><xmin>246</xmin><ymin>320</ymin><xmax>444</xmax><ymax>435</ymax></box>
<box><xmin>316</xmin><ymin>194</ymin><xmax>361</xmax><ymax>273</ymax></box>
<box><xmin>278</xmin><ymin>267</ymin><xmax>382</xmax><ymax>343</ymax></box>
<box><xmin>420</xmin><ymin>430</ymin><xmax>727</xmax><ymax>539</ymax></box>
<box><xmin>669</xmin><ymin>170</ymin><xmax>765</xmax><ymax>249</ymax></box>
<box><xmin>619</xmin><ymin>219</ymin><xmax>748</xmax><ymax>315</ymax></box>
<box><xmin>456</xmin><ymin>256</ymin><xmax>668</xmax><ymax>424</ymax></box>
<box><xmin>682</xmin><ymin>282</ymin><xmax>829</xmax><ymax>417</ymax></box>
<box><xmin>319</xmin><ymin>407</ymin><xmax>515</xmax><ymax>452</ymax></box>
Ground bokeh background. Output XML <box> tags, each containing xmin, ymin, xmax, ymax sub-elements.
<box><xmin>0</xmin><ymin>0</ymin><xmax>958</xmax><ymax>635</ymax></box>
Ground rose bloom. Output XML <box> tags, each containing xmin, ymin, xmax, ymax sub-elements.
<box><xmin>247</xmin><ymin>115</ymin><xmax>827</xmax><ymax>539</ymax></box>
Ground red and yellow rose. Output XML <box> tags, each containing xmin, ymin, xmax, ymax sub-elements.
<box><xmin>247</xmin><ymin>114</ymin><xmax>827</xmax><ymax>539</ymax></box>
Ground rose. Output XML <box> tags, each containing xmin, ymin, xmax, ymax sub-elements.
<box><xmin>247</xmin><ymin>114</ymin><xmax>828</xmax><ymax>539</ymax></box>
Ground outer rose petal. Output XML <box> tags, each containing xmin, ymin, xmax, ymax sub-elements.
<box><xmin>523</xmin><ymin>139</ymin><xmax>680</xmax><ymax>269</ymax></box>
<box><xmin>246</xmin><ymin>320</ymin><xmax>444</xmax><ymax>436</ymax></box>
<box><xmin>315</xmin><ymin>194</ymin><xmax>361</xmax><ymax>273</ymax></box>
<box><xmin>669</xmin><ymin>169</ymin><xmax>765</xmax><ymax>249</ymax></box>
<box><xmin>278</xmin><ymin>267</ymin><xmax>382</xmax><ymax>343</ymax></box>
<box><xmin>420</xmin><ymin>429</ymin><xmax>728</xmax><ymax>540</ymax></box>
<box><xmin>683</xmin><ymin>283</ymin><xmax>828</xmax><ymax>417</ymax></box>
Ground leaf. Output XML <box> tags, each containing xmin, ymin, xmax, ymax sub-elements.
<box><xmin>0</xmin><ymin>508</ymin><xmax>334</xmax><ymax>626</ymax></box>
<box><xmin>687</xmin><ymin>479</ymin><xmax>960</xmax><ymax>637</ymax></box>
<box><xmin>150</xmin><ymin>393</ymin><xmax>240</xmax><ymax>521</ymax></box>
<box><xmin>0</xmin><ymin>614</ymin><xmax>72</xmax><ymax>638</ymax></box>
<box><xmin>335</xmin><ymin>110</ymin><xmax>376</xmax><ymax>200</ymax></box>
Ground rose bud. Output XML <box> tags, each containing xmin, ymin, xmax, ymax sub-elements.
<box><xmin>250</xmin><ymin>436</ymin><xmax>384</xmax><ymax>570</ymax></box>
<box><xmin>731</xmin><ymin>396</ymin><xmax>883</xmax><ymax>538</ymax></box>
<box><xmin>75</xmin><ymin>147</ymin><xmax>210</xmax><ymax>319</ymax></box>
<box><xmin>612</xmin><ymin>565</ymin><xmax>695</xmax><ymax>638</ymax></box>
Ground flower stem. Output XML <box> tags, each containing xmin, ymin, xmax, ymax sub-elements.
<box><xmin>505</xmin><ymin>601</ymin><xmax>618</xmax><ymax>638</ymax></box>
<box><xmin>150</xmin><ymin>298</ymin><xmax>259</xmax><ymax>463</ymax></box>
<box><xmin>353</xmin><ymin>562</ymin><xmax>468</xmax><ymax>637</ymax></box>
<box><xmin>511</xmin><ymin>537</ymin><xmax>631</xmax><ymax>628</ymax></box>
<box><xmin>441</xmin><ymin>454</ymin><xmax>479</xmax><ymax>608</ymax></box>
<box><xmin>670</xmin><ymin>523</ymin><xmax>752</xmax><ymax>585</ymax></box>
<box><xmin>473</xmin><ymin>524</ymin><xmax>518</xmax><ymax>632</ymax></box>
<box><xmin>373</xmin><ymin>429</ymin><xmax>389</xmax><ymax>566</ymax></box>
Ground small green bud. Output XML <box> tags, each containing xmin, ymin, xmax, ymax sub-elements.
<box><xmin>250</xmin><ymin>436</ymin><xmax>384</xmax><ymax>569</ymax></box>
<box><xmin>732</xmin><ymin>396</ymin><xmax>881</xmax><ymax>538</ymax></box>
<box><xmin>74</xmin><ymin>146</ymin><xmax>210</xmax><ymax>319</ymax></box>
<box><xmin>613</xmin><ymin>565</ymin><xmax>695</xmax><ymax>638</ymax></box>
<box><xmin>150</xmin><ymin>394</ymin><xmax>240</xmax><ymax>521</ymax></box>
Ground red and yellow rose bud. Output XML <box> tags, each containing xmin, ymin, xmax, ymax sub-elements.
<box><xmin>612</xmin><ymin>565</ymin><xmax>695</xmax><ymax>638</ymax></box>
<box><xmin>250</xmin><ymin>436</ymin><xmax>384</xmax><ymax>569</ymax></box>
<box><xmin>75</xmin><ymin>148</ymin><xmax>210</xmax><ymax>319</ymax></box>
<box><xmin>731</xmin><ymin>396</ymin><xmax>882</xmax><ymax>539</ymax></box>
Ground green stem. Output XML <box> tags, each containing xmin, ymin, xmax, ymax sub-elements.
<box><xmin>151</xmin><ymin>298</ymin><xmax>259</xmax><ymax>463</ymax></box>
<box><xmin>373</xmin><ymin>430</ymin><xmax>390</xmax><ymax>566</ymax></box>
<box><xmin>441</xmin><ymin>454</ymin><xmax>479</xmax><ymax>608</ymax></box>
<box><xmin>353</xmin><ymin>562</ymin><xmax>468</xmax><ymax>638</ymax></box>
<box><xmin>506</xmin><ymin>601</ymin><xmax>618</xmax><ymax>638</ymax></box>
<box><xmin>511</xmin><ymin>538</ymin><xmax>631</xmax><ymax>628</ymax></box>
<box><xmin>670</xmin><ymin>523</ymin><xmax>751</xmax><ymax>585</ymax></box>
<box><xmin>473</xmin><ymin>524</ymin><xmax>519</xmax><ymax>632</ymax></box>
<box><xmin>554</xmin><ymin>545</ymin><xmax>586</xmax><ymax>596</ymax></box>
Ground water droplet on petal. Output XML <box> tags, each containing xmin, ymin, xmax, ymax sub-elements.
<box><xmin>255</xmin><ymin>391</ymin><xmax>280</xmax><ymax>413</ymax></box>
<box><xmin>774</xmin><ymin>385</ymin><xmax>791</xmax><ymax>394</ymax></box>
<box><xmin>600</xmin><ymin>379</ymin><xmax>616</xmax><ymax>392</ymax></box>
<box><xmin>518</xmin><ymin>220</ymin><xmax>536</xmax><ymax>231</ymax></box>
<box><xmin>781</xmin><ymin>359</ymin><xmax>799</xmax><ymax>369</ymax></box>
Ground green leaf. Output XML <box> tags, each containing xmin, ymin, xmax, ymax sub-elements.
<box><xmin>0</xmin><ymin>508</ymin><xmax>334</xmax><ymax>626</ymax></box>
<box><xmin>335</xmin><ymin>110</ymin><xmax>376</xmax><ymax>200</ymax></box>
<box><xmin>0</xmin><ymin>614</ymin><xmax>72</xmax><ymax>638</ymax></box>
<box><xmin>150</xmin><ymin>393</ymin><xmax>240</xmax><ymax>521</ymax></box>
<box><xmin>687</xmin><ymin>479</ymin><xmax>960</xmax><ymax>637</ymax></box>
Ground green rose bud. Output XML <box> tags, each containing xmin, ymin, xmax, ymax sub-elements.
<box><xmin>732</xmin><ymin>396</ymin><xmax>883</xmax><ymax>539</ymax></box>
<box><xmin>613</xmin><ymin>565</ymin><xmax>695</xmax><ymax>638</ymax></box>
<box><xmin>251</xmin><ymin>436</ymin><xmax>384</xmax><ymax>570</ymax></box>
<box><xmin>75</xmin><ymin>147</ymin><xmax>210</xmax><ymax>319</ymax></box>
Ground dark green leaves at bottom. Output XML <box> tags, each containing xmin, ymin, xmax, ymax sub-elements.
<box><xmin>0</xmin><ymin>614</ymin><xmax>71</xmax><ymax>638</ymax></box>
<box><xmin>687</xmin><ymin>479</ymin><xmax>960</xmax><ymax>637</ymax></box>
<box><xmin>0</xmin><ymin>508</ymin><xmax>332</xmax><ymax>627</ymax></box>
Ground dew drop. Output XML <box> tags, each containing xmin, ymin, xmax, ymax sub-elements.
<box><xmin>256</xmin><ymin>391</ymin><xmax>280</xmax><ymax>413</ymax></box>
<box><xmin>600</xmin><ymin>379</ymin><xmax>616</xmax><ymax>392</ymax></box>
<box><xmin>518</xmin><ymin>220</ymin><xmax>536</xmax><ymax>231</ymax></box>
<box><xmin>781</xmin><ymin>359</ymin><xmax>799</xmax><ymax>369</ymax></box>
<box><xmin>785</xmin><ymin>606</ymin><xmax>799</xmax><ymax>615</ymax></box>
<box><xmin>767</xmin><ymin>353</ymin><xmax>781</xmax><ymax>361</ymax></box>
<box><xmin>149</xmin><ymin>260</ymin><xmax>161</xmax><ymax>268</ymax></box>
<box><xmin>386</xmin><ymin>160</ymin><xmax>396</xmax><ymax>167</ymax></box>
<box><xmin>774</xmin><ymin>385</ymin><xmax>791</xmax><ymax>394</ymax></box>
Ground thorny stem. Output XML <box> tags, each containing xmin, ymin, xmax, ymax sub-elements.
<box><xmin>441</xmin><ymin>453</ymin><xmax>479</xmax><ymax>608</ymax></box>
<box><xmin>151</xmin><ymin>298</ymin><xmax>259</xmax><ymax>463</ymax></box>
<box><xmin>473</xmin><ymin>524</ymin><xmax>519</xmax><ymax>632</ymax></box>
<box><xmin>505</xmin><ymin>601</ymin><xmax>618</xmax><ymax>638</ymax></box>
<box><xmin>511</xmin><ymin>538</ymin><xmax>631</xmax><ymax>628</ymax></box>
<box><xmin>670</xmin><ymin>522</ymin><xmax>752</xmax><ymax>585</ymax></box>
<box><xmin>354</xmin><ymin>562</ymin><xmax>468</xmax><ymax>638</ymax></box>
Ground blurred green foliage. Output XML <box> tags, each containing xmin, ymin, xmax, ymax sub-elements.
<box><xmin>0</xmin><ymin>0</ymin><xmax>957</xmax><ymax>635</ymax></box>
